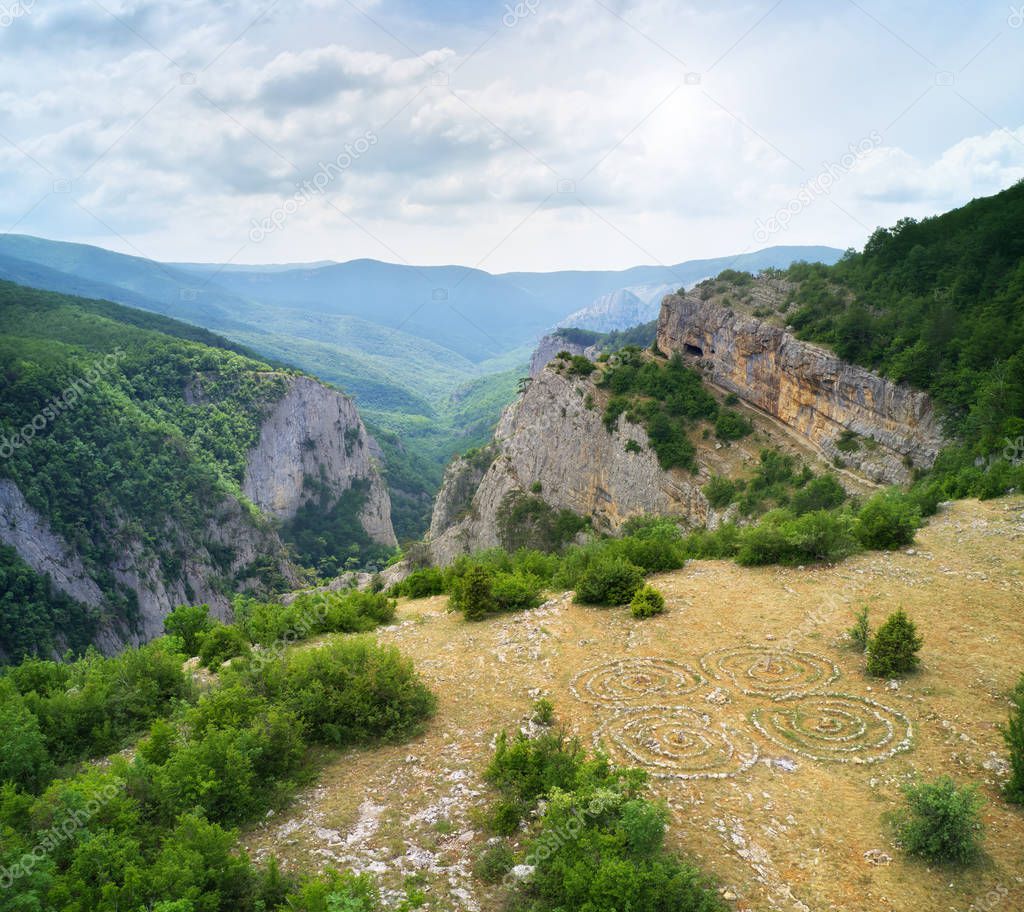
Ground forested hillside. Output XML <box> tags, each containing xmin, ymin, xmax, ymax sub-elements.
<box><xmin>0</xmin><ymin>283</ymin><xmax>297</xmax><ymax>657</ymax></box>
<box><xmin>0</xmin><ymin>283</ymin><xmax>397</xmax><ymax>660</ymax></box>
<box><xmin>783</xmin><ymin>180</ymin><xmax>1024</xmax><ymax>472</ymax></box>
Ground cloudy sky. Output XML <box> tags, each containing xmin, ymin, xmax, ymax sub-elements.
<box><xmin>1</xmin><ymin>0</ymin><xmax>1022</xmax><ymax>271</ymax></box>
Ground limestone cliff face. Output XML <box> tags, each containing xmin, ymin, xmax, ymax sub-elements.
<box><xmin>1</xmin><ymin>373</ymin><xmax>395</xmax><ymax>656</ymax></box>
<box><xmin>242</xmin><ymin>375</ymin><xmax>397</xmax><ymax>547</ymax></box>
<box><xmin>657</xmin><ymin>294</ymin><xmax>945</xmax><ymax>483</ymax></box>
<box><xmin>529</xmin><ymin>334</ymin><xmax>599</xmax><ymax>378</ymax></box>
<box><xmin>427</xmin><ymin>368</ymin><xmax>711</xmax><ymax>565</ymax></box>
<box><xmin>0</xmin><ymin>478</ymin><xmax>296</xmax><ymax>657</ymax></box>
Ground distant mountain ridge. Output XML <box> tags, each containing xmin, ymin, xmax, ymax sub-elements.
<box><xmin>0</xmin><ymin>234</ymin><xmax>842</xmax><ymax>536</ymax></box>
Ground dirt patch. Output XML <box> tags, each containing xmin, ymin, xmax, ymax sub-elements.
<box><xmin>241</xmin><ymin>497</ymin><xmax>1024</xmax><ymax>912</ymax></box>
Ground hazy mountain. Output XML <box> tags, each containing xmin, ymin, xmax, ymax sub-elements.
<box><xmin>556</xmin><ymin>283</ymin><xmax>675</xmax><ymax>332</ymax></box>
<box><xmin>0</xmin><ymin>234</ymin><xmax>843</xmax><ymax>536</ymax></box>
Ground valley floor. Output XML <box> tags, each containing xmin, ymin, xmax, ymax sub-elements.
<box><xmin>241</xmin><ymin>497</ymin><xmax>1024</xmax><ymax>912</ymax></box>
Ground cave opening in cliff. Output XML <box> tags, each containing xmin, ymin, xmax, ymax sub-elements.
<box><xmin>684</xmin><ymin>342</ymin><xmax>704</xmax><ymax>357</ymax></box>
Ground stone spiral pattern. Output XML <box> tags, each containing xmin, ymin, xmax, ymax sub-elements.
<box><xmin>572</xmin><ymin>648</ymin><xmax>912</xmax><ymax>780</ymax></box>
<box><xmin>570</xmin><ymin>657</ymin><xmax>703</xmax><ymax>708</ymax></box>
<box><xmin>750</xmin><ymin>694</ymin><xmax>913</xmax><ymax>764</ymax></box>
<box><xmin>699</xmin><ymin>645</ymin><xmax>840</xmax><ymax>700</ymax></box>
<box><xmin>596</xmin><ymin>708</ymin><xmax>759</xmax><ymax>780</ymax></box>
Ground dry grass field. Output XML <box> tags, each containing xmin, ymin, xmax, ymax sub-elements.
<box><xmin>241</xmin><ymin>496</ymin><xmax>1024</xmax><ymax>912</ymax></box>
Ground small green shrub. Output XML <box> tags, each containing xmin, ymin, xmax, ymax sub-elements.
<box><xmin>163</xmin><ymin>604</ymin><xmax>215</xmax><ymax>656</ymax></box>
<box><xmin>198</xmin><ymin>623</ymin><xmax>250</xmax><ymax>670</ymax></box>
<box><xmin>1000</xmin><ymin>673</ymin><xmax>1024</xmax><ymax>804</ymax></box>
<box><xmin>574</xmin><ymin>557</ymin><xmax>644</xmax><ymax>606</ymax></box>
<box><xmin>866</xmin><ymin>609</ymin><xmax>923</xmax><ymax>676</ymax></box>
<box><xmin>254</xmin><ymin>639</ymin><xmax>436</xmax><ymax>746</ymax></box>
<box><xmin>484</xmin><ymin>728</ymin><xmax>587</xmax><ymax>815</ymax></box>
<box><xmin>848</xmin><ymin>606</ymin><xmax>870</xmax><ymax>651</ymax></box>
<box><xmin>856</xmin><ymin>491</ymin><xmax>921</xmax><ymax>549</ymax></box>
<box><xmin>396</xmin><ymin>567</ymin><xmax>446</xmax><ymax>598</ymax></box>
<box><xmin>714</xmin><ymin>409</ymin><xmax>753</xmax><ymax>440</ymax></box>
<box><xmin>836</xmin><ymin>429</ymin><xmax>860</xmax><ymax>452</ymax></box>
<box><xmin>566</xmin><ymin>354</ymin><xmax>596</xmax><ymax>376</ymax></box>
<box><xmin>630</xmin><ymin>584</ymin><xmax>666</xmax><ymax>619</ymax></box>
<box><xmin>287</xmin><ymin>869</ymin><xmax>381</xmax><ymax>912</ymax></box>
<box><xmin>704</xmin><ymin>475</ymin><xmax>738</xmax><ymax>509</ymax></box>
<box><xmin>449</xmin><ymin>565</ymin><xmax>497</xmax><ymax>620</ymax></box>
<box><xmin>790</xmin><ymin>474</ymin><xmax>847</xmax><ymax>515</ymax></box>
<box><xmin>893</xmin><ymin>776</ymin><xmax>985</xmax><ymax>865</ymax></box>
<box><xmin>491</xmin><ymin>571</ymin><xmax>543</xmax><ymax>613</ymax></box>
<box><xmin>624</xmin><ymin>438</ymin><xmax>642</xmax><ymax>454</ymax></box>
<box><xmin>735</xmin><ymin>509</ymin><xmax>859</xmax><ymax>566</ymax></box>
<box><xmin>532</xmin><ymin>697</ymin><xmax>555</xmax><ymax>725</ymax></box>
<box><xmin>473</xmin><ymin>841</ymin><xmax>515</xmax><ymax>883</ymax></box>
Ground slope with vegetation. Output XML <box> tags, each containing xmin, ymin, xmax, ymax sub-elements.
<box><xmin>0</xmin><ymin>282</ymin><xmax>394</xmax><ymax>660</ymax></box>
<box><xmin>236</xmin><ymin>496</ymin><xmax>1024</xmax><ymax>912</ymax></box>
<box><xmin>0</xmin><ymin>582</ymin><xmax>435</xmax><ymax>912</ymax></box>
<box><xmin>695</xmin><ymin>181</ymin><xmax>1024</xmax><ymax>500</ymax></box>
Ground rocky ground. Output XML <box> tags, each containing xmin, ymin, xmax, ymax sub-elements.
<box><xmin>241</xmin><ymin>496</ymin><xmax>1024</xmax><ymax>912</ymax></box>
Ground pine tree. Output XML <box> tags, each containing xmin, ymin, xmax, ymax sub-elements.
<box><xmin>1000</xmin><ymin>674</ymin><xmax>1024</xmax><ymax>804</ymax></box>
<box><xmin>866</xmin><ymin>609</ymin><xmax>922</xmax><ymax>676</ymax></box>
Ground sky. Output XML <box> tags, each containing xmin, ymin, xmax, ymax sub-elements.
<box><xmin>1</xmin><ymin>0</ymin><xmax>1022</xmax><ymax>272</ymax></box>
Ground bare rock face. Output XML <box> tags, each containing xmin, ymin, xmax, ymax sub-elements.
<box><xmin>0</xmin><ymin>479</ymin><xmax>104</xmax><ymax>609</ymax></box>
<box><xmin>427</xmin><ymin>368</ymin><xmax>711</xmax><ymax>565</ymax></box>
<box><xmin>657</xmin><ymin>294</ymin><xmax>945</xmax><ymax>483</ymax></box>
<box><xmin>243</xmin><ymin>375</ymin><xmax>397</xmax><ymax>547</ymax></box>
<box><xmin>0</xmin><ymin>478</ymin><xmax>297</xmax><ymax>657</ymax></box>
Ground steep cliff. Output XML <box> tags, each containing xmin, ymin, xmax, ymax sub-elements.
<box><xmin>427</xmin><ymin>366</ymin><xmax>714</xmax><ymax>565</ymax></box>
<box><xmin>0</xmin><ymin>282</ymin><xmax>395</xmax><ymax>658</ymax></box>
<box><xmin>243</xmin><ymin>375</ymin><xmax>396</xmax><ymax>547</ymax></box>
<box><xmin>657</xmin><ymin>292</ymin><xmax>946</xmax><ymax>483</ymax></box>
<box><xmin>0</xmin><ymin>459</ymin><xmax>297</xmax><ymax>659</ymax></box>
<box><xmin>1</xmin><ymin>369</ymin><xmax>399</xmax><ymax>657</ymax></box>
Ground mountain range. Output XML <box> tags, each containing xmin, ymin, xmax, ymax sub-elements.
<box><xmin>0</xmin><ymin>235</ymin><xmax>842</xmax><ymax>536</ymax></box>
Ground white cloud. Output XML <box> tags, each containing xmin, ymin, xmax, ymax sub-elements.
<box><xmin>0</xmin><ymin>0</ymin><xmax>1021</xmax><ymax>269</ymax></box>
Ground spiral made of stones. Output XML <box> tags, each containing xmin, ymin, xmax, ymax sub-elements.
<box><xmin>596</xmin><ymin>707</ymin><xmax>760</xmax><ymax>780</ymax></box>
<box><xmin>751</xmin><ymin>693</ymin><xmax>913</xmax><ymax>764</ymax></box>
<box><xmin>700</xmin><ymin>645</ymin><xmax>840</xmax><ymax>699</ymax></box>
<box><xmin>570</xmin><ymin>657</ymin><xmax>703</xmax><ymax>708</ymax></box>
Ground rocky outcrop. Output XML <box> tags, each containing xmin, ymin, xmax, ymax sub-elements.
<box><xmin>243</xmin><ymin>375</ymin><xmax>397</xmax><ymax>547</ymax></box>
<box><xmin>1</xmin><ymin>373</ymin><xmax>395</xmax><ymax>656</ymax></box>
<box><xmin>529</xmin><ymin>334</ymin><xmax>599</xmax><ymax>379</ymax></box>
<box><xmin>0</xmin><ymin>478</ymin><xmax>297</xmax><ymax>656</ymax></box>
<box><xmin>427</xmin><ymin>367</ymin><xmax>712</xmax><ymax>565</ymax></box>
<box><xmin>657</xmin><ymin>293</ymin><xmax>945</xmax><ymax>483</ymax></box>
<box><xmin>0</xmin><ymin>479</ymin><xmax>104</xmax><ymax>609</ymax></box>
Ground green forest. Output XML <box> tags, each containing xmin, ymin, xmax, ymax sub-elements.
<box><xmin>0</xmin><ymin>284</ymin><xmax>397</xmax><ymax>659</ymax></box>
<box><xmin>781</xmin><ymin>180</ymin><xmax>1024</xmax><ymax>487</ymax></box>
